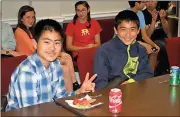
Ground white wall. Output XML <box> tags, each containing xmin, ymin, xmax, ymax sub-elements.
<box><xmin>1</xmin><ymin>0</ymin><xmax>129</xmax><ymax>25</ymax></box>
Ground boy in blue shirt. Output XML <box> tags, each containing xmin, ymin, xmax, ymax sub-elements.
<box><xmin>94</xmin><ymin>10</ymin><xmax>153</xmax><ymax>90</ymax></box>
<box><xmin>6</xmin><ymin>19</ymin><xmax>96</xmax><ymax>111</ymax></box>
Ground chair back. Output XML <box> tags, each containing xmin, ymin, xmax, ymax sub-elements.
<box><xmin>98</xmin><ymin>19</ymin><xmax>114</xmax><ymax>44</ymax></box>
<box><xmin>166</xmin><ymin>37</ymin><xmax>180</xmax><ymax>67</ymax></box>
<box><xmin>77</xmin><ymin>47</ymin><xmax>98</xmax><ymax>83</ymax></box>
<box><xmin>1</xmin><ymin>55</ymin><xmax>27</xmax><ymax>95</ymax></box>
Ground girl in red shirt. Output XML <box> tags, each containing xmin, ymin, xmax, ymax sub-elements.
<box><xmin>66</xmin><ymin>1</ymin><xmax>102</xmax><ymax>58</ymax></box>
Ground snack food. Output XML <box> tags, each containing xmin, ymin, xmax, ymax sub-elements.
<box><xmin>73</xmin><ymin>98</ymin><xmax>91</xmax><ymax>108</ymax></box>
<box><xmin>73</xmin><ymin>95</ymin><xmax>96</xmax><ymax>108</ymax></box>
<box><xmin>65</xmin><ymin>94</ymin><xmax>103</xmax><ymax>110</ymax></box>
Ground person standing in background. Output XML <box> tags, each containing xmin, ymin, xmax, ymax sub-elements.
<box><xmin>66</xmin><ymin>1</ymin><xmax>102</xmax><ymax>60</ymax></box>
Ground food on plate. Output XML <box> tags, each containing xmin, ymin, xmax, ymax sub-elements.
<box><xmin>65</xmin><ymin>94</ymin><xmax>104</xmax><ymax>109</ymax></box>
<box><xmin>73</xmin><ymin>98</ymin><xmax>91</xmax><ymax>107</ymax></box>
<box><xmin>72</xmin><ymin>96</ymin><xmax>96</xmax><ymax>108</ymax></box>
<box><xmin>88</xmin><ymin>98</ymin><xmax>96</xmax><ymax>104</ymax></box>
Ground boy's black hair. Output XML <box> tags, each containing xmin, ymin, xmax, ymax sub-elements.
<box><xmin>128</xmin><ymin>1</ymin><xmax>141</xmax><ymax>8</ymax></box>
<box><xmin>34</xmin><ymin>19</ymin><xmax>64</xmax><ymax>42</ymax></box>
<box><xmin>114</xmin><ymin>10</ymin><xmax>140</xmax><ymax>29</ymax></box>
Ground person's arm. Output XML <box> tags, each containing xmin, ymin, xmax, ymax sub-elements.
<box><xmin>8</xmin><ymin>50</ymin><xmax>24</xmax><ymax>57</ymax></box>
<box><xmin>6</xmin><ymin>24</ymin><xmax>16</xmax><ymax>50</ymax></box>
<box><xmin>133</xmin><ymin>47</ymin><xmax>154</xmax><ymax>80</ymax></box>
<box><xmin>139</xmin><ymin>11</ymin><xmax>160</xmax><ymax>52</ymax></box>
<box><xmin>94</xmin><ymin>33</ymin><xmax>101</xmax><ymax>47</ymax></box>
<box><xmin>93</xmin><ymin>48</ymin><xmax>110</xmax><ymax>90</ymax></box>
<box><xmin>159</xmin><ymin>9</ymin><xmax>169</xmax><ymax>37</ymax></box>
<box><xmin>58</xmin><ymin>52</ymin><xmax>77</xmax><ymax>83</ymax></box>
<box><xmin>146</xmin><ymin>20</ymin><xmax>156</xmax><ymax>37</ymax></box>
<box><xmin>75</xmin><ymin>73</ymin><xmax>97</xmax><ymax>94</ymax></box>
<box><xmin>85</xmin><ymin>33</ymin><xmax>101</xmax><ymax>48</ymax></box>
<box><xmin>55</xmin><ymin>73</ymin><xmax>75</xmax><ymax>98</ymax></box>
<box><xmin>85</xmin><ymin>20</ymin><xmax>102</xmax><ymax>48</ymax></box>
<box><xmin>146</xmin><ymin>10</ymin><xmax>158</xmax><ymax>37</ymax></box>
<box><xmin>161</xmin><ymin>18</ymin><xmax>169</xmax><ymax>37</ymax></box>
<box><xmin>141</xmin><ymin>28</ymin><xmax>154</xmax><ymax>46</ymax></box>
<box><xmin>138</xmin><ymin>41</ymin><xmax>153</xmax><ymax>54</ymax></box>
<box><xmin>92</xmin><ymin>20</ymin><xmax>102</xmax><ymax>47</ymax></box>
<box><xmin>1</xmin><ymin>50</ymin><xmax>6</xmax><ymax>55</ymax></box>
<box><xmin>55</xmin><ymin>72</ymin><xmax>96</xmax><ymax>97</ymax></box>
<box><xmin>65</xmin><ymin>22</ymin><xmax>85</xmax><ymax>52</ymax></box>
<box><xmin>66</xmin><ymin>35</ymin><xmax>85</xmax><ymax>52</ymax></box>
<box><xmin>141</xmin><ymin>28</ymin><xmax>160</xmax><ymax>53</ymax></box>
<box><xmin>1</xmin><ymin>49</ymin><xmax>24</xmax><ymax>57</ymax></box>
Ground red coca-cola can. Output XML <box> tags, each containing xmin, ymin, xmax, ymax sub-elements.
<box><xmin>109</xmin><ymin>88</ymin><xmax>122</xmax><ymax>113</ymax></box>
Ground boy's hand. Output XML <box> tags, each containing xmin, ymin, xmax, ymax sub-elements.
<box><xmin>159</xmin><ymin>9</ymin><xmax>167</xmax><ymax>19</ymax></box>
<box><xmin>151</xmin><ymin>9</ymin><xmax>158</xmax><ymax>22</ymax></box>
<box><xmin>76</xmin><ymin>73</ymin><xmax>97</xmax><ymax>94</ymax></box>
<box><xmin>138</xmin><ymin>41</ymin><xmax>155</xmax><ymax>54</ymax></box>
<box><xmin>58</xmin><ymin>52</ymin><xmax>72</xmax><ymax>65</ymax></box>
<box><xmin>59</xmin><ymin>52</ymin><xmax>71</xmax><ymax>59</ymax></box>
<box><xmin>85</xmin><ymin>44</ymin><xmax>95</xmax><ymax>48</ymax></box>
<box><xmin>9</xmin><ymin>50</ymin><xmax>22</xmax><ymax>57</ymax></box>
<box><xmin>142</xmin><ymin>42</ymin><xmax>153</xmax><ymax>54</ymax></box>
<box><xmin>153</xmin><ymin>44</ymin><xmax>160</xmax><ymax>53</ymax></box>
<box><xmin>121</xmin><ymin>79</ymin><xmax>135</xmax><ymax>85</ymax></box>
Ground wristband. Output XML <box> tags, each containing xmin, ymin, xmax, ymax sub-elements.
<box><xmin>73</xmin><ymin>81</ymin><xmax>80</xmax><ymax>91</ymax></box>
<box><xmin>6</xmin><ymin>50</ymin><xmax>9</xmax><ymax>55</ymax></box>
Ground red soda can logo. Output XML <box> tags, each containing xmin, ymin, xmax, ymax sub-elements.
<box><xmin>109</xmin><ymin>88</ymin><xmax>122</xmax><ymax>113</ymax></box>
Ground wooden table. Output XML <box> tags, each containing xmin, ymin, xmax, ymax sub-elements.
<box><xmin>57</xmin><ymin>74</ymin><xmax>180</xmax><ymax>116</ymax></box>
<box><xmin>1</xmin><ymin>101</ymin><xmax>77</xmax><ymax>116</ymax></box>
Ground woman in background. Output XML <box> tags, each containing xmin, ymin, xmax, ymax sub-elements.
<box><xmin>15</xmin><ymin>5</ymin><xmax>36</xmax><ymax>56</ymax></box>
<box><xmin>66</xmin><ymin>1</ymin><xmax>102</xmax><ymax>60</ymax></box>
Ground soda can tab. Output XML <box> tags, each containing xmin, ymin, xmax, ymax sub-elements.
<box><xmin>109</xmin><ymin>88</ymin><xmax>122</xmax><ymax>113</ymax></box>
<box><xmin>169</xmin><ymin>66</ymin><xmax>179</xmax><ymax>86</ymax></box>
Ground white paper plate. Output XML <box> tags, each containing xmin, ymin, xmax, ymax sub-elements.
<box><xmin>65</xmin><ymin>100</ymin><xmax>103</xmax><ymax>110</ymax></box>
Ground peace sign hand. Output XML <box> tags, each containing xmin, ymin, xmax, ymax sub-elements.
<box><xmin>76</xmin><ymin>73</ymin><xmax>97</xmax><ymax>95</ymax></box>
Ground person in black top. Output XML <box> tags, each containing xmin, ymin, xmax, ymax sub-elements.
<box><xmin>142</xmin><ymin>1</ymin><xmax>170</xmax><ymax>76</ymax></box>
